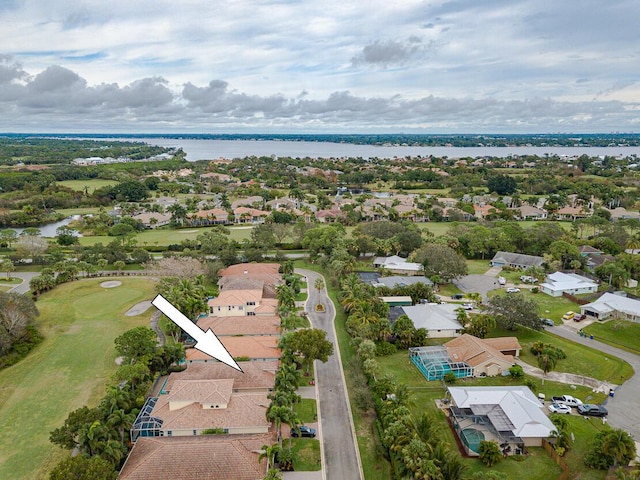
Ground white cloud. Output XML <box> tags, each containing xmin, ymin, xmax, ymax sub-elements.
<box><xmin>0</xmin><ymin>0</ymin><xmax>639</xmax><ymax>131</ymax></box>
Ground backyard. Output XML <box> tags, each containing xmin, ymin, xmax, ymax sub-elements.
<box><xmin>0</xmin><ymin>277</ymin><xmax>158</xmax><ymax>479</ymax></box>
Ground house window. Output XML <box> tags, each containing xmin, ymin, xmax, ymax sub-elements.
<box><xmin>228</xmin><ymin>306</ymin><xmax>231</xmax><ymax>310</ymax></box>
<box><xmin>248</xmin><ymin>311</ymin><xmax>256</xmax><ymax>316</ymax></box>
<box><xmin>167</xmin><ymin>431</ymin><xmax>172</xmax><ymax>437</ymax></box>
<box><xmin>193</xmin><ymin>430</ymin><xmax>197</xmax><ymax>436</ymax></box>
<box><xmin>218</xmin><ymin>307</ymin><xmax>221</xmax><ymax>311</ymax></box>
<box><xmin>247</xmin><ymin>301</ymin><xmax>256</xmax><ymax>306</ymax></box>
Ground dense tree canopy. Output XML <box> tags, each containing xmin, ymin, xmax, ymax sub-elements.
<box><xmin>486</xmin><ymin>294</ymin><xmax>541</xmax><ymax>331</ymax></box>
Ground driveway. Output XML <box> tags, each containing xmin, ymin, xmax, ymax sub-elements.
<box><xmin>7</xmin><ymin>271</ymin><xmax>39</xmax><ymax>294</ymax></box>
<box><xmin>549</xmin><ymin>323</ymin><xmax>640</xmax><ymax>440</ymax></box>
<box><xmin>296</xmin><ymin>269</ymin><xmax>363</xmax><ymax>480</ymax></box>
<box><xmin>453</xmin><ymin>273</ymin><xmax>502</xmax><ymax>300</ymax></box>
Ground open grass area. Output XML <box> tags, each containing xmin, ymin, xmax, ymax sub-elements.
<box><xmin>295</xmin><ymin>398</ymin><xmax>317</xmax><ymax>424</ymax></box>
<box><xmin>57</xmin><ymin>179</ymin><xmax>120</xmax><ymax>193</ymax></box>
<box><xmin>0</xmin><ymin>277</ymin><xmax>158</xmax><ymax>480</ymax></box>
<box><xmin>489</xmin><ymin>326</ymin><xmax>633</xmax><ymax>387</ymax></box>
<box><xmin>55</xmin><ymin>207</ymin><xmax>103</xmax><ymax>216</ymax></box>
<box><xmin>77</xmin><ymin>224</ymin><xmax>254</xmax><ymax>247</ymax></box>
<box><xmin>291</xmin><ymin>438</ymin><xmax>322</xmax><ymax>471</ymax></box>
<box><xmin>583</xmin><ymin>319</ymin><xmax>640</xmax><ymax>355</ymax></box>
<box><xmin>466</xmin><ymin>259</ymin><xmax>491</xmax><ymax>275</ymax></box>
<box><xmin>488</xmin><ymin>288</ymin><xmax>581</xmax><ymax>325</ymax></box>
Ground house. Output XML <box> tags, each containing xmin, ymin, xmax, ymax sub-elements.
<box><xmin>131</xmin><ymin>212</ymin><xmax>172</xmax><ymax>228</ymax></box>
<box><xmin>197</xmin><ymin>315</ymin><xmax>281</xmax><ymax>337</ymax></box>
<box><xmin>373</xmin><ymin>255</ymin><xmax>424</xmax><ymax>276</ymax></box>
<box><xmin>188</xmin><ymin>208</ymin><xmax>229</xmax><ymax>225</ymax></box>
<box><xmin>473</xmin><ymin>204</ymin><xmax>500</xmax><ymax>220</ymax></box>
<box><xmin>378</xmin><ymin>296</ymin><xmax>413</xmax><ymax>307</ymax></box>
<box><xmin>490</xmin><ymin>251</ymin><xmax>544</xmax><ymax>269</ymax></box>
<box><xmin>186</xmin><ymin>336</ymin><xmax>281</xmax><ymax>363</ymax></box>
<box><xmin>447</xmin><ymin>386</ymin><xmax>556</xmax><ymax>456</ymax></box>
<box><xmin>444</xmin><ymin>334</ymin><xmax>521</xmax><ymax>377</ymax></box>
<box><xmin>218</xmin><ymin>263</ymin><xmax>283</xmax><ymax>298</ymax></box>
<box><xmin>131</xmin><ymin>378</ymin><xmax>271</xmax><ymax>440</ymax></box>
<box><xmin>514</xmin><ymin>205</ymin><xmax>547</xmax><ymax>220</ymax></box>
<box><xmin>119</xmin><ymin>434</ymin><xmax>272</xmax><ymax>479</ymax></box>
<box><xmin>401</xmin><ymin>304</ymin><xmax>463</xmax><ymax>338</ymax></box>
<box><xmin>581</xmin><ymin>292</ymin><xmax>640</xmax><ymax>322</ymax></box>
<box><xmin>556</xmin><ymin>205</ymin><xmax>592</xmax><ymax>220</ymax></box>
<box><xmin>208</xmin><ymin>288</ymin><xmax>264</xmax><ymax>316</ymax></box>
<box><xmin>233</xmin><ymin>207</ymin><xmax>269</xmax><ymax>224</ymax></box>
<box><xmin>540</xmin><ymin>272</ymin><xmax>598</xmax><ymax>297</ymax></box>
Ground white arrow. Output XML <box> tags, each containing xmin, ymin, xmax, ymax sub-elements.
<box><xmin>151</xmin><ymin>294</ymin><xmax>243</xmax><ymax>373</ymax></box>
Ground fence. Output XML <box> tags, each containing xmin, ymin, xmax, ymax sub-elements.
<box><xmin>542</xmin><ymin>439</ymin><xmax>570</xmax><ymax>480</ymax></box>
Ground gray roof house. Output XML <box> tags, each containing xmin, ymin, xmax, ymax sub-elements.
<box><xmin>490</xmin><ymin>251</ymin><xmax>544</xmax><ymax>269</ymax></box>
<box><xmin>581</xmin><ymin>292</ymin><xmax>640</xmax><ymax>322</ymax></box>
<box><xmin>372</xmin><ymin>275</ymin><xmax>433</xmax><ymax>288</ymax></box>
<box><xmin>401</xmin><ymin>304</ymin><xmax>463</xmax><ymax>338</ymax></box>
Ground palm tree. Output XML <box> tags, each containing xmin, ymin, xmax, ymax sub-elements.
<box><xmin>537</xmin><ymin>349</ymin><xmax>559</xmax><ymax>375</ymax></box>
<box><xmin>314</xmin><ymin>277</ymin><xmax>325</xmax><ymax>293</ymax></box>
<box><xmin>263</xmin><ymin>469</ymin><xmax>283</xmax><ymax>480</ymax></box>
<box><xmin>259</xmin><ymin>443</ymin><xmax>280</xmax><ymax>472</ymax></box>
<box><xmin>266</xmin><ymin>405</ymin><xmax>291</xmax><ymax>446</ymax></box>
<box><xmin>603</xmin><ymin>429</ymin><xmax>636</xmax><ymax>467</ymax></box>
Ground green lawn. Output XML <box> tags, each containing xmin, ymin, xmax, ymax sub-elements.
<box><xmin>0</xmin><ymin>277</ymin><xmax>158</xmax><ymax>480</ymax></box>
<box><xmin>583</xmin><ymin>319</ymin><xmax>640</xmax><ymax>355</ymax></box>
<box><xmin>77</xmin><ymin>224</ymin><xmax>254</xmax><ymax>247</ymax></box>
<box><xmin>489</xmin><ymin>326</ymin><xmax>633</xmax><ymax>387</ymax></box>
<box><xmin>295</xmin><ymin>398</ymin><xmax>317</xmax><ymax>424</ymax></box>
<box><xmin>466</xmin><ymin>259</ymin><xmax>491</xmax><ymax>275</ymax></box>
<box><xmin>290</xmin><ymin>438</ymin><xmax>321</xmax><ymax>471</ymax></box>
<box><xmin>55</xmin><ymin>207</ymin><xmax>104</xmax><ymax>216</ymax></box>
<box><xmin>489</xmin><ymin>289</ymin><xmax>581</xmax><ymax>325</ymax></box>
<box><xmin>57</xmin><ymin>179</ymin><xmax>120</xmax><ymax>193</ymax></box>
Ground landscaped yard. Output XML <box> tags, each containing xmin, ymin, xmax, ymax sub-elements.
<box><xmin>0</xmin><ymin>277</ymin><xmax>158</xmax><ymax>480</ymax></box>
<box><xmin>290</xmin><ymin>438</ymin><xmax>322</xmax><ymax>471</ymax></box>
<box><xmin>489</xmin><ymin>288</ymin><xmax>582</xmax><ymax>324</ymax></box>
<box><xmin>57</xmin><ymin>179</ymin><xmax>120</xmax><ymax>193</ymax></box>
<box><xmin>295</xmin><ymin>398</ymin><xmax>317</xmax><ymax>424</ymax></box>
<box><xmin>583</xmin><ymin>319</ymin><xmax>640</xmax><ymax>356</ymax></box>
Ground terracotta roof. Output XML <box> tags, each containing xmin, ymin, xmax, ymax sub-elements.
<box><xmin>234</xmin><ymin>206</ymin><xmax>269</xmax><ymax>217</ymax></box>
<box><xmin>163</xmin><ymin>362</ymin><xmax>277</xmax><ymax>393</ymax></box>
<box><xmin>190</xmin><ymin>208</ymin><xmax>229</xmax><ymax>219</ymax></box>
<box><xmin>168</xmin><ymin>379</ymin><xmax>234</xmax><ymax>407</ymax></box>
<box><xmin>445</xmin><ymin>334</ymin><xmax>517</xmax><ymax>368</ymax></box>
<box><xmin>198</xmin><ymin>315</ymin><xmax>281</xmax><ymax>336</ymax></box>
<box><xmin>119</xmin><ymin>434</ymin><xmax>273</xmax><ymax>480</ymax></box>
<box><xmin>208</xmin><ymin>289</ymin><xmax>264</xmax><ymax>307</ymax></box>
<box><xmin>482</xmin><ymin>337</ymin><xmax>522</xmax><ymax>352</ymax></box>
<box><xmin>253</xmin><ymin>299</ymin><xmax>278</xmax><ymax>315</ymax></box>
<box><xmin>219</xmin><ymin>277</ymin><xmax>265</xmax><ymax>291</ymax></box>
<box><xmin>219</xmin><ymin>263</ymin><xmax>281</xmax><ymax>277</ymax></box>
<box><xmin>186</xmin><ymin>336</ymin><xmax>281</xmax><ymax>361</ymax></box>
<box><xmin>151</xmin><ymin>390</ymin><xmax>271</xmax><ymax>431</ymax></box>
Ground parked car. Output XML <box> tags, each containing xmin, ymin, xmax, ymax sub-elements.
<box><xmin>520</xmin><ymin>275</ymin><xmax>536</xmax><ymax>283</ymax></box>
<box><xmin>562</xmin><ymin>311</ymin><xmax>576</xmax><ymax>320</ymax></box>
<box><xmin>451</xmin><ymin>293</ymin><xmax>464</xmax><ymax>300</ymax></box>
<box><xmin>551</xmin><ymin>395</ymin><xmax>583</xmax><ymax>407</ymax></box>
<box><xmin>548</xmin><ymin>403</ymin><xmax>572</xmax><ymax>414</ymax></box>
<box><xmin>498</xmin><ymin>277</ymin><xmax>506</xmax><ymax>285</ymax></box>
<box><xmin>577</xmin><ymin>404</ymin><xmax>608</xmax><ymax>417</ymax></box>
<box><xmin>540</xmin><ymin>318</ymin><xmax>555</xmax><ymax>327</ymax></box>
<box><xmin>461</xmin><ymin>303</ymin><xmax>474</xmax><ymax>310</ymax></box>
<box><xmin>573</xmin><ymin>313</ymin><xmax>586</xmax><ymax>322</ymax></box>
<box><xmin>506</xmin><ymin>287</ymin><xmax>520</xmax><ymax>293</ymax></box>
<box><xmin>291</xmin><ymin>425</ymin><xmax>317</xmax><ymax>438</ymax></box>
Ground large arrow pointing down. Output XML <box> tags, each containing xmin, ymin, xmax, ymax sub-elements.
<box><xmin>151</xmin><ymin>294</ymin><xmax>243</xmax><ymax>373</ymax></box>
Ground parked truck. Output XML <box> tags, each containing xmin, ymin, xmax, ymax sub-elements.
<box><xmin>551</xmin><ymin>395</ymin><xmax>583</xmax><ymax>407</ymax></box>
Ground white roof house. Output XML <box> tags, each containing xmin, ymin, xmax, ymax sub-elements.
<box><xmin>581</xmin><ymin>292</ymin><xmax>640</xmax><ymax>322</ymax></box>
<box><xmin>373</xmin><ymin>255</ymin><xmax>424</xmax><ymax>276</ymax></box>
<box><xmin>372</xmin><ymin>275</ymin><xmax>433</xmax><ymax>288</ymax></box>
<box><xmin>448</xmin><ymin>386</ymin><xmax>556</xmax><ymax>447</ymax></box>
<box><xmin>401</xmin><ymin>304</ymin><xmax>463</xmax><ymax>338</ymax></box>
<box><xmin>540</xmin><ymin>272</ymin><xmax>598</xmax><ymax>297</ymax></box>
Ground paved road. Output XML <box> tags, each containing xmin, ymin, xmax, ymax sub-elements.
<box><xmin>6</xmin><ymin>271</ymin><xmax>39</xmax><ymax>294</ymax></box>
<box><xmin>296</xmin><ymin>269</ymin><xmax>363</xmax><ymax>480</ymax></box>
<box><xmin>549</xmin><ymin>323</ymin><xmax>640</xmax><ymax>440</ymax></box>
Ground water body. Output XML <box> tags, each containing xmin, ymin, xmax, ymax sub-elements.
<box><xmin>10</xmin><ymin>216</ymin><xmax>80</xmax><ymax>237</ymax></box>
<box><xmin>109</xmin><ymin>137</ymin><xmax>640</xmax><ymax>161</ymax></box>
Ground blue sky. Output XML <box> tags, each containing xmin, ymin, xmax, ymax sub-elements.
<box><xmin>1</xmin><ymin>0</ymin><xmax>639</xmax><ymax>133</ymax></box>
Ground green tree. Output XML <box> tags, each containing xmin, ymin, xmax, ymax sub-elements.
<box><xmin>114</xmin><ymin>327</ymin><xmax>157</xmax><ymax>365</ymax></box>
<box><xmin>314</xmin><ymin>277</ymin><xmax>325</xmax><ymax>293</ymax></box>
<box><xmin>487</xmin><ymin>173</ymin><xmax>517</xmax><ymax>195</ymax></box>
<box><xmin>284</xmin><ymin>328</ymin><xmax>334</xmax><ymax>375</ymax></box>
<box><xmin>50</xmin><ymin>406</ymin><xmax>102</xmax><ymax>450</ymax></box>
<box><xmin>49</xmin><ymin>455</ymin><xmax>117</xmax><ymax>480</ymax></box>
<box><xmin>56</xmin><ymin>226</ymin><xmax>79</xmax><ymax>246</ymax></box>
<box><xmin>413</xmin><ymin>243</ymin><xmax>468</xmax><ymax>282</ymax></box>
<box><xmin>0</xmin><ymin>258</ymin><xmax>14</xmax><ymax>279</ymax></box>
<box><xmin>486</xmin><ymin>293</ymin><xmax>541</xmax><ymax>331</ymax></box>
<box><xmin>0</xmin><ymin>229</ymin><xmax>18</xmax><ymax>247</ymax></box>
<box><xmin>478</xmin><ymin>440</ymin><xmax>503</xmax><ymax>467</ymax></box>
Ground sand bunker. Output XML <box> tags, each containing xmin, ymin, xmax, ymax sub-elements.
<box><xmin>100</xmin><ymin>281</ymin><xmax>122</xmax><ymax>288</ymax></box>
<box><xmin>125</xmin><ymin>300</ymin><xmax>153</xmax><ymax>316</ymax></box>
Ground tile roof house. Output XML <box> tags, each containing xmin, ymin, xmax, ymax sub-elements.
<box><xmin>197</xmin><ymin>315</ymin><xmax>281</xmax><ymax>337</ymax></box>
<box><xmin>208</xmin><ymin>289</ymin><xmax>264</xmax><ymax>316</ymax></box>
<box><xmin>490</xmin><ymin>251</ymin><xmax>545</xmax><ymax>269</ymax></box>
<box><xmin>188</xmin><ymin>208</ymin><xmax>229</xmax><ymax>225</ymax></box>
<box><xmin>401</xmin><ymin>304</ymin><xmax>463</xmax><ymax>338</ymax></box>
<box><xmin>233</xmin><ymin>207</ymin><xmax>269</xmax><ymax>224</ymax></box>
<box><xmin>373</xmin><ymin>255</ymin><xmax>424</xmax><ymax>276</ymax></box>
<box><xmin>447</xmin><ymin>386</ymin><xmax>556</xmax><ymax>454</ymax></box>
<box><xmin>581</xmin><ymin>292</ymin><xmax>640</xmax><ymax>322</ymax></box>
<box><xmin>119</xmin><ymin>434</ymin><xmax>272</xmax><ymax>479</ymax></box>
<box><xmin>444</xmin><ymin>334</ymin><xmax>521</xmax><ymax>377</ymax></box>
<box><xmin>540</xmin><ymin>272</ymin><xmax>598</xmax><ymax>297</ymax></box>
<box><xmin>131</xmin><ymin>212</ymin><xmax>172</xmax><ymax>229</ymax></box>
<box><xmin>514</xmin><ymin>205</ymin><xmax>548</xmax><ymax>220</ymax></box>
<box><xmin>218</xmin><ymin>263</ymin><xmax>283</xmax><ymax>299</ymax></box>
<box><xmin>186</xmin><ymin>336</ymin><xmax>281</xmax><ymax>363</ymax></box>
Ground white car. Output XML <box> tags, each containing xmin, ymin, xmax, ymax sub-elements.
<box><xmin>461</xmin><ymin>303</ymin><xmax>474</xmax><ymax>310</ymax></box>
<box><xmin>506</xmin><ymin>287</ymin><xmax>520</xmax><ymax>293</ymax></box>
<box><xmin>548</xmin><ymin>403</ymin><xmax>572</xmax><ymax>414</ymax></box>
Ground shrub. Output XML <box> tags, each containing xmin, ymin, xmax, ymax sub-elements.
<box><xmin>509</xmin><ymin>364</ymin><xmax>524</xmax><ymax>379</ymax></box>
<box><xmin>376</xmin><ymin>341</ymin><xmax>397</xmax><ymax>356</ymax></box>
<box><xmin>478</xmin><ymin>440</ymin><xmax>503</xmax><ymax>467</ymax></box>
<box><xmin>443</xmin><ymin>372</ymin><xmax>457</xmax><ymax>384</ymax></box>
<box><xmin>531</xmin><ymin>287</ymin><xmax>539</xmax><ymax>294</ymax></box>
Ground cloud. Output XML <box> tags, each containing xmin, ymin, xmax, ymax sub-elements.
<box><xmin>352</xmin><ymin>37</ymin><xmax>434</xmax><ymax>67</ymax></box>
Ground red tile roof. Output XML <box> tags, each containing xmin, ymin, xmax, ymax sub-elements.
<box><xmin>186</xmin><ymin>336</ymin><xmax>281</xmax><ymax>361</ymax></box>
<box><xmin>198</xmin><ymin>315</ymin><xmax>281</xmax><ymax>336</ymax></box>
<box><xmin>163</xmin><ymin>361</ymin><xmax>277</xmax><ymax>393</ymax></box>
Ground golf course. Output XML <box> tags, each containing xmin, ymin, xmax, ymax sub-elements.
<box><xmin>0</xmin><ymin>277</ymin><xmax>158</xmax><ymax>479</ymax></box>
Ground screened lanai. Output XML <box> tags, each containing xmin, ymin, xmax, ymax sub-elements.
<box><xmin>409</xmin><ymin>346</ymin><xmax>474</xmax><ymax>381</ymax></box>
<box><xmin>130</xmin><ymin>397</ymin><xmax>163</xmax><ymax>442</ymax></box>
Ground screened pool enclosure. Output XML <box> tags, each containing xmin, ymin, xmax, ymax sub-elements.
<box><xmin>409</xmin><ymin>346</ymin><xmax>473</xmax><ymax>381</ymax></box>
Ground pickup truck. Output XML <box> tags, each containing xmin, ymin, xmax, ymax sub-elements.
<box><xmin>551</xmin><ymin>395</ymin><xmax>583</xmax><ymax>407</ymax></box>
<box><xmin>577</xmin><ymin>404</ymin><xmax>608</xmax><ymax>417</ymax></box>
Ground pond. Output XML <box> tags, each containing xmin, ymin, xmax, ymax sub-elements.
<box><xmin>7</xmin><ymin>216</ymin><xmax>81</xmax><ymax>238</ymax></box>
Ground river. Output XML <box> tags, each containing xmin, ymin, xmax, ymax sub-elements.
<box><xmin>108</xmin><ymin>137</ymin><xmax>640</xmax><ymax>161</ymax></box>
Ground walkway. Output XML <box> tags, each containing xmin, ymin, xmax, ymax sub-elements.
<box><xmin>296</xmin><ymin>268</ymin><xmax>363</xmax><ymax>480</ymax></box>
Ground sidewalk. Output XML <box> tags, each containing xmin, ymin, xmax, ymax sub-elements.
<box><xmin>514</xmin><ymin>358</ymin><xmax>617</xmax><ymax>394</ymax></box>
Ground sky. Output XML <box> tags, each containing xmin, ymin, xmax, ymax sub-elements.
<box><xmin>1</xmin><ymin>0</ymin><xmax>639</xmax><ymax>133</ymax></box>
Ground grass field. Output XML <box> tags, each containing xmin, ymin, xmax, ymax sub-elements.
<box><xmin>57</xmin><ymin>179</ymin><xmax>120</xmax><ymax>193</ymax></box>
<box><xmin>295</xmin><ymin>398</ymin><xmax>317</xmax><ymax>424</ymax></box>
<box><xmin>291</xmin><ymin>438</ymin><xmax>322</xmax><ymax>471</ymax></box>
<box><xmin>0</xmin><ymin>277</ymin><xmax>158</xmax><ymax>480</ymax></box>
<box><xmin>583</xmin><ymin>319</ymin><xmax>640</xmax><ymax>355</ymax></box>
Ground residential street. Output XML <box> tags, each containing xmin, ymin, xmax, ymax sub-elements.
<box><xmin>296</xmin><ymin>269</ymin><xmax>363</xmax><ymax>480</ymax></box>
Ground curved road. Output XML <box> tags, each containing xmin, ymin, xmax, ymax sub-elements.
<box><xmin>297</xmin><ymin>269</ymin><xmax>363</xmax><ymax>480</ymax></box>
<box><xmin>549</xmin><ymin>324</ymin><xmax>640</xmax><ymax>440</ymax></box>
